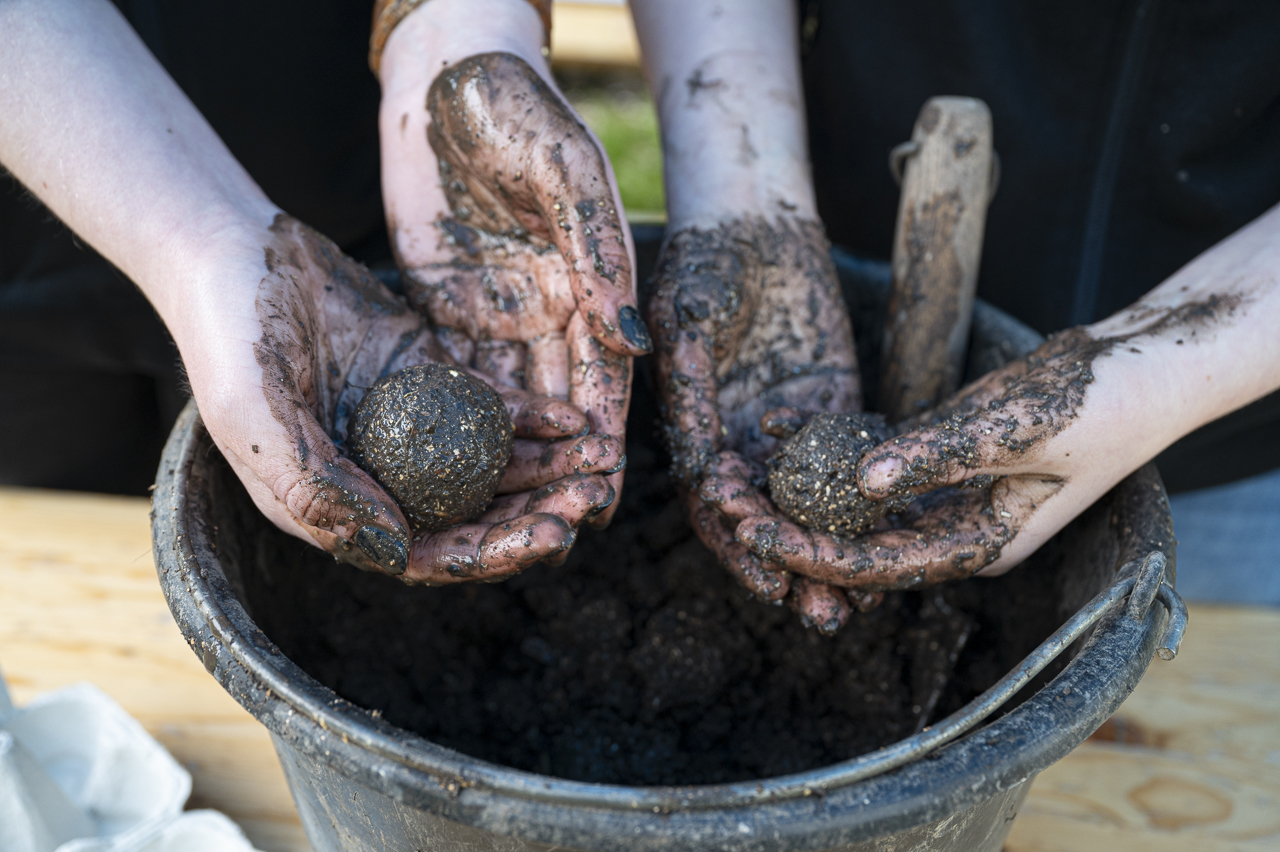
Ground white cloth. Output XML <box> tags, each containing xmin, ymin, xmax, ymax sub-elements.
<box><xmin>0</xmin><ymin>679</ymin><xmax>262</xmax><ymax>852</ymax></box>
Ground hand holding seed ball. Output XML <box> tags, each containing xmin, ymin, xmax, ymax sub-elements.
<box><xmin>347</xmin><ymin>365</ymin><xmax>514</xmax><ymax>533</ymax></box>
<box><xmin>379</xmin><ymin>49</ymin><xmax>649</xmax><ymax>530</ymax></box>
<box><xmin>191</xmin><ymin>215</ymin><xmax>624</xmax><ymax>586</ymax></box>
<box><xmin>648</xmin><ymin>218</ymin><xmax>868</xmax><ymax>632</ymax></box>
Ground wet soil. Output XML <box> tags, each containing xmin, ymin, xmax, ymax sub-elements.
<box><xmin>767</xmin><ymin>412</ymin><xmax>902</xmax><ymax>539</ymax></box>
<box><xmin>347</xmin><ymin>363</ymin><xmax>513</xmax><ymax>533</ymax></box>
<box><xmin>229</xmin><ymin>377</ymin><xmax>1075</xmax><ymax>786</ymax></box>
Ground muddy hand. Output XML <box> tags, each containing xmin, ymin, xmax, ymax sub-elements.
<box><xmin>383</xmin><ymin>52</ymin><xmax>645</xmax><ymax>526</ymax></box>
<box><xmin>734</xmin><ymin>328</ymin><xmax>1152</xmax><ymax>591</ymax></box>
<box><xmin>648</xmin><ymin>216</ymin><xmax>864</xmax><ymax>629</ymax></box>
<box><xmin>205</xmin><ymin>215</ymin><xmax>616</xmax><ymax>582</ymax></box>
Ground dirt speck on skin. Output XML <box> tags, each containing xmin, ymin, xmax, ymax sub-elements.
<box><xmin>347</xmin><ymin>364</ymin><xmax>513</xmax><ymax>532</ymax></box>
<box><xmin>768</xmin><ymin>412</ymin><xmax>907</xmax><ymax>538</ymax></box>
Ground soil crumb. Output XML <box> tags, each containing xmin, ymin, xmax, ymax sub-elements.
<box><xmin>767</xmin><ymin>412</ymin><xmax>906</xmax><ymax>539</ymax></box>
<box><xmin>347</xmin><ymin>364</ymin><xmax>513</xmax><ymax>532</ymax></box>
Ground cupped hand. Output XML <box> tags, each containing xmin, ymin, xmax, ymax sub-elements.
<box><xmin>381</xmin><ymin>51</ymin><xmax>647</xmax><ymax>526</ymax></box>
<box><xmin>186</xmin><ymin>214</ymin><xmax>622</xmax><ymax>585</ymax></box>
<box><xmin>735</xmin><ymin>328</ymin><xmax>1142</xmax><ymax>592</ymax></box>
<box><xmin>647</xmin><ymin>215</ymin><xmax>867</xmax><ymax>631</ymax></box>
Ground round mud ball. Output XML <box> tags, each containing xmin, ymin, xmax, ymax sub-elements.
<box><xmin>767</xmin><ymin>412</ymin><xmax>899</xmax><ymax>540</ymax></box>
<box><xmin>347</xmin><ymin>364</ymin><xmax>514</xmax><ymax>533</ymax></box>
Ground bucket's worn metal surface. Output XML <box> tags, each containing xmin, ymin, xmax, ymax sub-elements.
<box><xmin>151</xmin><ymin>247</ymin><xmax>1177</xmax><ymax>852</ymax></box>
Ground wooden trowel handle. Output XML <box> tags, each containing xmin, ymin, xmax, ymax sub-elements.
<box><xmin>880</xmin><ymin>97</ymin><xmax>995</xmax><ymax>423</ymax></box>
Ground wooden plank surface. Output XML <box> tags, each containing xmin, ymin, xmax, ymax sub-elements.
<box><xmin>1004</xmin><ymin>603</ymin><xmax>1280</xmax><ymax>851</ymax></box>
<box><xmin>1</xmin><ymin>486</ymin><xmax>1277</xmax><ymax>851</ymax></box>
<box><xmin>0</xmin><ymin>487</ymin><xmax>309</xmax><ymax>852</ymax></box>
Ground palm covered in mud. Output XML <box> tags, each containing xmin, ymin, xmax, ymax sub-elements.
<box><xmin>648</xmin><ymin>217</ymin><xmax>870</xmax><ymax>630</ymax></box>
<box><xmin>233</xmin><ymin>216</ymin><xmax>624</xmax><ymax>584</ymax></box>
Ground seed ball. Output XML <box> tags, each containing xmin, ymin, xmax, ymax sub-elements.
<box><xmin>347</xmin><ymin>364</ymin><xmax>514</xmax><ymax>533</ymax></box>
<box><xmin>767</xmin><ymin>412</ymin><xmax>902</xmax><ymax>540</ymax></box>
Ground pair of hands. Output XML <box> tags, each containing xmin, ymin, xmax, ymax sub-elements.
<box><xmin>196</xmin><ymin>46</ymin><xmax>648</xmax><ymax>581</ymax></box>
<box><xmin>648</xmin><ymin>216</ymin><xmax>1138</xmax><ymax>633</ymax></box>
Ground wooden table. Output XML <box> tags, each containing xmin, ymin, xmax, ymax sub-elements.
<box><xmin>1</xmin><ymin>486</ymin><xmax>1277</xmax><ymax>852</ymax></box>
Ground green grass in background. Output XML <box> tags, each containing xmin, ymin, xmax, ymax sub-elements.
<box><xmin>560</xmin><ymin>72</ymin><xmax>666</xmax><ymax>219</ymax></box>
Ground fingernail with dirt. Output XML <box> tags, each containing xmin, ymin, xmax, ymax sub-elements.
<box><xmin>859</xmin><ymin>452</ymin><xmax>907</xmax><ymax>497</ymax></box>
<box><xmin>617</xmin><ymin>305</ymin><xmax>653</xmax><ymax>353</ymax></box>
<box><xmin>585</xmin><ymin>484</ymin><xmax>617</xmax><ymax>520</ymax></box>
<box><xmin>354</xmin><ymin>526</ymin><xmax>409</xmax><ymax>576</ymax></box>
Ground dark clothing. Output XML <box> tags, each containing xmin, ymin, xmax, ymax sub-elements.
<box><xmin>1</xmin><ymin>1</ymin><xmax>1277</xmax><ymax>494</ymax></box>
<box><xmin>0</xmin><ymin>1</ymin><xmax>390</xmax><ymax>494</ymax></box>
<box><xmin>801</xmin><ymin>0</ymin><xmax>1280</xmax><ymax>491</ymax></box>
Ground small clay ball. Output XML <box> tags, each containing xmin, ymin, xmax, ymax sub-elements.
<box><xmin>347</xmin><ymin>364</ymin><xmax>514</xmax><ymax>533</ymax></box>
<box><xmin>767</xmin><ymin>412</ymin><xmax>897</xmax><ymax>540</ymax></box>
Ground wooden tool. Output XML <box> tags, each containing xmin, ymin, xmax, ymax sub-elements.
<box><xmin>880</xmin><ymin>97</ymin><xmax>996</xmax><ymax>422</ymax></box>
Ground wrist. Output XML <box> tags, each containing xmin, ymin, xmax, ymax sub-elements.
<box><xmin>663</xmin><ymin>154</ymin><xmax>818</xmax><ymax>228</ymax></box>
<box><xmin>651</xmin><ymin>55</ymin><xmax>816</xmax><ymax>226</ymax></box>
<box><xmin>378</xmin><ymin>0</ymin><xmax>547</xmax><ymax>105</ymax></box>
<box><xmin>140</xmin><ymin>201</ymin><xmax>280</xmax><ymax>333</ymax></box>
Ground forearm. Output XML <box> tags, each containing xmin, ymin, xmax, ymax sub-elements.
<box><xmin>0</xmin><ymin>0</ymin><xmax>276</xmax><ymax>327</ymax></box>
<box><xmin>630</xmin><ymin>0</ymin><xmax>815</xmax><ymax>226</ymax></box>
<box><xmin>1085</xmin><ymin>202</ymin><xmax>1280</xmax><ymax>465</ymax></box>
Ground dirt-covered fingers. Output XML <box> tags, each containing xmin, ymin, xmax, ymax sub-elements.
<box><xmin>499</xmin><ymin>433</ymin><xmax>625</xmax><ymax>494</ymax></box>
<box><xmin>567</xmin><ymin>311</ymin><xmax>632</xmax><ymax>525</ymax></box>
<box><xmin>527</xmin><ymin>331</ymin><xmax>570</xmax><ymax>397</ymax></box>
<box><xmin>760</xmin><ymin>407</ymin><xmax>811</xmax><ymax>440</ymax></box>
<box><xmin>541</xmin><ymin>176</ymin><xmax>647</xmax><ymax>357</ymax></box>
<box><xmin>734</xmin><ymin>486</ymin><xmax>1015</xmax><ymax>591</ymax></box>
<box><xmin>788</xmin><ymin>577</ymin><xmax>851</xmax><ymax>635</ymax></box>
<box><xmin>856</xmin><ymin>416</ymin><xmax>1012</xmax><ymax>500</ymax></box>
<box><xmin>512</xmin><ymin>84</ymin><xmax>644</xmax><ymax>357</ymax></box>
<box><xmin>491</xmin><ymin>382</ymin><xmax>588</xmax><ymax>439</ymax></box>
<box><xmin>698</xmin><ymin>468</ymin><xmax>774</xmax><ymax>522</ymax></box>
<box><xmin>478</xmin><ymin>474</ymin><xmax>615</xmax><ymax>527</ymax></box>
<box><xmin>434</xmin><ymin>327</ymin><xmax>475</xmax><ymax>367</ymax></box>
<box><xmin>687</xmin><ymin>493</ymin><xmax>790</xmax><ymax>602</ymax></box>
<box><xmin>216</xmin><ymin>403</ymin><xmax>412</xmax><ymax>577</ymax></box>
<box><xmin>404</xmin><ymin>514</ymin><xmax>576</xmax><ymax>585</ymax></box>
<box><xmin>651</xmin><ymin>308</ymin><xmax>724</xmax><ymax>488</ymax></box>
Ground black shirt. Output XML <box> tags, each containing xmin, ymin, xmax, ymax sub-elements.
<box><xmin>801</xmin><ymin>0</ymin><xmax>1280</xmax><ymax>490</ymax></box>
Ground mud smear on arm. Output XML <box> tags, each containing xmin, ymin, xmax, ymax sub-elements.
<box><xmin>744</xmin><ymin>291</ymin><xmax>1247</xmax><ymax>590</ymax></box>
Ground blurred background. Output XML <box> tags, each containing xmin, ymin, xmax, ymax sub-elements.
<box><xmin>550</xmin><ymin>1</ymin><xmax>665</xmax><ymax>221</ymax></box>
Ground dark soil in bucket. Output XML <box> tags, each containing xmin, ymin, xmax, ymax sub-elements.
<box><xmin>222</xmin><ymin>376</ymin><xmax>1078</xmax><ymax>787</ymax></box>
